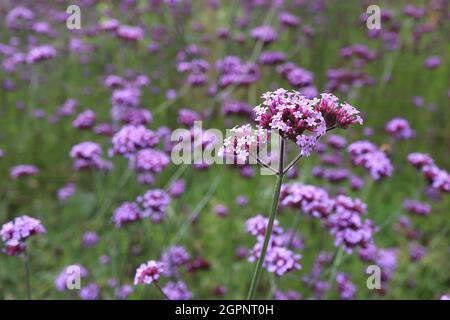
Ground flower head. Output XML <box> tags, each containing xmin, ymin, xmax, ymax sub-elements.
<box><xmin>111</xmin><ymin>125</ymin><xmax>159</xmax><ymax>156</ymax></box>
<box><xmin>1</xmin><ymin>215</ymin><xmax>46</xmax><ymax>255</ymax></box>
<box><xmin>134</xmin><ymin>260</ymin><xmax>164</xmax><ymax>285</ymax></box>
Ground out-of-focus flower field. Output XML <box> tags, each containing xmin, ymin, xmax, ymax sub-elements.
<box><xmin>0</xmin><ymin>0</ymin><xmax>449</xmax><ymax>300</ymax></box>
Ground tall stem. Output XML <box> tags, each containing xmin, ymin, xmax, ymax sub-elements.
<box><xmin>247</xmin><ymin>138</ymin><xmax>285</xmax><ymax>300</ymax></box>
<box><xmin>154</xmin><ymin>281</ymin><xmax>170</xmax><ymax>300</ymax></box>
<box><xmin>24</xmin><ymin>251</ymin><xmax>31</xmax><ymax>300</ymax></box>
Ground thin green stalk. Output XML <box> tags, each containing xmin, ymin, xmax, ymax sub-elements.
<box><xmin>327</xmin><ymin>246</ymin><xmax>345</xmax><ymax>285</ymax></box>
<box><xmin>24</xmin><ymin>251</ymin><xmax>32</xmax><ymax>300</ymax></box>
<box><xmin>247</xmin><ymin>138</ymin><xmax>285</xmax><ymax>300</ymax></box>
<box><xmin>154</xmin><ymin>281</ymin><xmax>170</xmax><ymax>300</ymax></box>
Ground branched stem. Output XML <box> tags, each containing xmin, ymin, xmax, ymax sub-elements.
<box><xmin>247</xmin><ymin>138</ymin><xmax>285</xmax><ymax>300</ymax></box>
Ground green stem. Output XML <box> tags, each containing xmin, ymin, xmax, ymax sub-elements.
<box><xmin>154</xmin><ymin>281</ymin><xmax>170</xmax><ymax>300</ymax></box>
<box><xmin>24</xmin><ymin>251</ymin><xmax>31</xmax><ymax>300</ymax></box>
<box><xmin>327</xmin><ymin>246</ymin><xmax>345</xmax><ymax>285</ymax></box>
<box><xmin>247</xmin><ymin>138</ymin><xmax>285</xmax><ymax>300</ymax></box>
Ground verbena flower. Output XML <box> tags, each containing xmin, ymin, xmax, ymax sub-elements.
<box><xmin>134</xmin><ymin>260</ymin><xmax>164</xmax><ymax>285</ymax></box>
<box><xmin>79</xmin><ymin>283</ymin><xmax>100</xmax><ymax>300</ymax></box>
<box><xmin>315</xmin><ymin>93</ymin><xmax>363</xmax><ymax>129</ymax></box>
<box><xmin>82</xmin><ymin>231</ymin><xmax>99</xmax><ymax>248</ymax></box>
<box><xmin>280</xmin><ymin>183</ymin><xmax>334</xmax><ymax>218</ymax></box>
<box><xmin>403</xmin><ymin>199</ymin><xmax>431</xmax><ymax>217</ymax></box>
<box><xmin>385</xmin><ymin>118</ymin><xmax>415</xmax><ymax>140</ymax></box>
<box><xmin>348</xmin><ymin>141</ymin><xmax>393</xmax><ymax>180</ymax></box>
<box><xmin>57</xmin><ymin>183</ymin><xmax>76</xmax><ymax>202</ymax></box>
<box><xmin>116</xmin><ymin>25</ymin><xmax>144</xmax><ymax>42</ymax></box>
<box><xmin>163</xmin><ymin>281</ymin><xmax>192</xmax><ymax>300</ymax></box>
<box><xmin>162</xmin><ymin>246</ymin><xmax>190</xmax><ymax>277</ymax></box>
<box><xmin>110</xmin><ymin>125</ymin><xmax>159</xmax><ymax>156</ymax></box>
<box><xmin>137</xmin><ymin>189</ymin><xmax>171</xmax><ymax>223</ymax></box>
<box><xmin>409</xmin><ymin>244</ymin><xmax>426</xmax><ymax>262</ymax></box>
<box><xmin>70</xmin><ymin>141</ymin><xmax>111</xmax><ymax>171</ymax></box>
<box><xmin>254</xmin><ymin>89</ymin><xmax>326</xmax><ymax>154</ymax></box>
<box><xmin>336</xmin><ymin>272</ymin><xmax>356</xmax><ymax>300</ymax></box>
<box><xmin>326</xmin><ymin>195</ymin><xmax>375</xmax><ymax>253</ymax></box>
<box><xmin>1</xmin><ymin>215</ymin><xmax>46</xmax><ymax>256</ymax></box>
<box><xmin>218</xmin><ymin>124</ymin><xmax>267</xmax><ymax>162</ymax></box>
<box><xmin>250</xmin><ymin>25</ymin><xmax>278</xmax><ymax>44</ymax></box>
<box><xmin>26</xmin><ymin>45</ymin><xmax>56</xmax><ymax>64</ymax></box>
<box><xmin>115</xmin><ymin>285</ymin><xmax>134</xmax><ymax>299</ymax></box>
<box><xmin>10</xmin><ymin>164</ymin><xmax>38</xmax><ymax>179</ymax></box>
<box><xmin>132</xmin><ymin>149</ymin><xmax>170</xmax><ymax>174</ymax></box>
<box><xmin>55</xmin><ymin>264</ymin><xmax>88</xmax><ymax>292</ymax></box>
<box><xmin>407</xmin><ymin>152</ymin><xmax>434</xmax><ymax>169</ymax></box>
<box><xmin>245</xmin><ymin>214</ymin><xmax>282</xmax><ymax>239</ymax></box>
<box><xmin>112</xmin><ymin>202</ymin><xmax>142</xmax><ymax>228</ymax></box>
<box><xmin>277</xmin><ymin>63</ymin><xmax>314</xmax><ymax>88</ymax></box>
<box><xmin>72</xmin><ymin>109</ymin><xmax>96</xmax><ymax>129</ymax></box>
<box><xmin>246</xmin><ymin>215</ymin><xmax>301</xmax><ymax>276</ymax></box>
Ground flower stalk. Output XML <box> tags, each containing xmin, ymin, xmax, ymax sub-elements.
<box><xmin>247</xmin><ymin>138</ymin><xmax>285</xmax><ymax>300</ymax></box>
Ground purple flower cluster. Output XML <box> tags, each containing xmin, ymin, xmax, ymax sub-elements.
<box><xmin>112</xmin><ymin>202</ymin><xmax>141</xmax><ymax>228</ymax></box>
<box><xmin>177</xmin><ymin>108</ymin><xmax>200</xmax><ymax>127</ymax></box>
<box><xmin>168</xmin><ymin>180</ymin><xmax>186</xmax><ymax>198</ymax></box>
<box><xmin>55</xmin><ymin>264</ymin><xmax>88</xmax><ymax>292</ymax></box>
<box><xmin>134</xmin><ymin>260</ymin><xmax>164</xmax><ymax>285</ymax></box>
<box><xmin>340</xmin><ymin>44</ymin><xmax>376</xmax><ymax>62</ymax></box>
<box><xmin>348</xmin><ymin>141</ymin><xmax>393</xmax><ymax>180</ymax></box>
<box><xmin>246</xmin><ymin>215</ymin><xmax>301</xmax><ymax>277</ymax></box>
<box><xmin>6</xmin><ymin>6</ymin><xmax>34</xmax><ymax>29</ymax></box>
<box><xmin>115</xmin><ymin>285</ymin><xmax>134</xmax><ymax>299</ymax></box>
<box><xmin>326</xmin><ymin>195</ymin><xmax>375</xmax><ymax>253</ymax></box>
<box><xmin>70</xmin><ymin>141</ymin><xmax>112</xmax><ymax>171</ymax></box>
<box><xmin>116</xmin><ymin>25</ymin><xmax>144</xmax><ymax>42</ymax></box>
<box><xmin>216</xmin><ymin>56</ymin><xmax>259</xmax><ymax>87</ymax></box>
<box><xmin>407</xmin><ymin>153</ymin><xmax>450</xmax><ymax>193</ymax></box>
<box><xmin>162</xmin><ymin>245</ymin><xmax>190</xmax><ymax>277</ymax></box>
<box><xmin>177</xmin><ymin>59</ymin><xmax>209</xmax><ymax>86</ymax></box>
<box><xmin>385</xmin><ymin>118</ymin><xmax>415</xmax><ymax>140</ymax></box>
<box><xmin>10</xmin><ymin>164</ymin><xmax>39</xmax><ymax>179</ymax></box>
<box><xmin>277</xmin><ymin>63</ymin><xmax>314</xmax><ymax>88</ymax></box>
<box><xmin>336</xmin><ymin>272</ymin><xmax>356</xmax><ymax>299</ymax></box>
<box><xmin>111</xmin><ymin>87</ymin><xmax>141</xmax><ymax>108</ymax></box>
<box><xmin>1</xmin><ymin>215</ymin><xmax>46</xmax><ymax>256</ymax></box>
<box><xmin>315</xmin><ymin>93</ymin><xmax>363</xmax><ymax>129</ymax></box>
<box><xmin>137</xmin><ymin>189</ymin><xmax>171</xmax><ymax>223</ymax></box>
<box><xmin>361</xmin><ymin>245</ymin><xmax>398</xmax><ymax>291</ymax></box>
<box><xmin>254</xmin><ymin>89</ymin><xmax>326</xmax><ymax>156</ymax></box>
<box><xmin>82</xmin><ymin>231</ymin><xmax>99</xmax><ymax>248</ymax></box>
<box><xmin>72</xmin><ymin>109</ymin><xmax>96</xmax><ymax>130</ymax></box>
<box><xmin>407</xmin><ymin>152</ymin><xmax>434</xmax><ymax>169</ymax></box>
<box><xmin>57</xmin><ymin>183</ymin><xmax>76</xmax><ymax>202</ymax></box>
<box><xmin>221</xmin><ymin>100</ymin><xmax>252</xmax><ymax>116</ymax></box>
<box><xmin>26</xmin><ymin>45</ymin><xmax>56</xmax><ymax>64</ymax></box>
<box><xmin>79</xmin><ymin>283</ymin><xmax>100</xmax><ymax>300</ymax></box>
<box><xmin>258</xmin><ymin>51</ymin><xmax>286</xmax><ymax>65</ymax></box>
<box><xmin>132</xmin><ymin>149</ymin><xmax>170</xmax><ymax>174</ymax></box>
<box><xmin>110</xmin><ymin>125</ymin><xmax>159</xmax><ymax>157</ymax></box>
<box><xmin>403</xmin><ymin>199</ymin><xmax>431</xmax><ymax>217</ymax></box>
<box><xmin>250</xmin><ymin>25</ymin><xmax>278</xmax><ymax>44</ymax></box>
<box><xmin>280</xmin><ymin>183</ymin><xmax>333</xmax><ymax>218</ymax></box>
<box><xmin>409</xmin><ymin>243</ymin><xmax>426</xmax><ymax>262</ymax></box>
<box><xmin>163</xmin><ymin>281</ymin><xmax>192</xmax><ymax>300</ymax></box>
<box><xmin>302</xmin><ymin>252</ymin><xmax>333</xmax><ymax>299</ymax></box>
<box><xmin>279</xmin><ymin>12</ymin><xmax>300</xmax><ymax>28</ymax></box>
